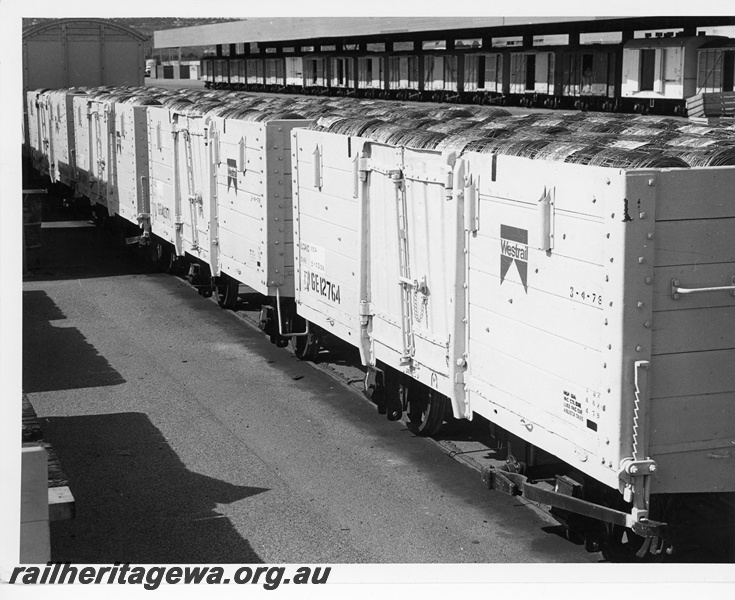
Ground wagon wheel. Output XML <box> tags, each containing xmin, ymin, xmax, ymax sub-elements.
<box><xmin>215</xmin><ymin>274</ymin><xmax>240</xmax><ymax>310</ymax></box>
<box><xmin>151</xmin><ymin>239</ymin><xmax>176</xmax><ymax>272</ymax></box>
<box><xmin>406</xmin><ymin>385</ymin><xmax>448</xmax><ymax>437</ymax></box>
<box><xmin>91</xmin><ymin>205</ymin><xmax>110</xmax><ymax>228</ymax></box>
<box><xmin>600</xmin><ymin>524</ymin><xmax>669</xmax><ymax>563</ymax></box>
<box><xmin>288</xmin><ymin>315</ymin><xmax>322</xmax><ymax>361</ymax></box>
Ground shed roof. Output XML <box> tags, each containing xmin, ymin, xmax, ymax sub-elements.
<box><xmin>153</xmin><ymin>17</ymin><xmax>617</xmax><ymax>48</ymax></box>
<box><xmin>153</xmin><ymin>16</ymin><xmax>735</xmax><ymax>49</ymax></box>
<box><xmin>23</xmin><ymin>18</ymin><xmax>148</xmax><ymax>42</ymax></box>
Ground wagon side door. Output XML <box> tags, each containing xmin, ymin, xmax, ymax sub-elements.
<box><xmin>365</xmin><ymin>143</ymin><xmax>467</xmax><ymax>408</ymax></box>
<box><xmin>146</xmin><ymin>106</ymin><xmax>179</xmax><ymax>251</ymax></box>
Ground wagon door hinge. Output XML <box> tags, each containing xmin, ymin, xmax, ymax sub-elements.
<box><xmin>353</xmin><ymin>154</ymin><xmax>370</xmax><ymax>198</ymax></box>
<box><xmin>389</xmin><ymin>169</ymin><xmax>404</xmax><ymax>186</ymax></box>
<box><xmin>358</xmin><ymin>300</ymin><xmax>374</xmax><ymax>322</ymax></box>
<box><xmin>357</xmin><ymin>157</ymin><xmax>370</xmax><ymax>180</ymax></box>
<box><xmin>358</xmin><ymin>300</ymin><xmax>375</xmax><ymax>365</ymax></box>
<box><xmin>444</xmin><ymin>165</ymin><xmax>453</xmax><ymax>201</ymax></box>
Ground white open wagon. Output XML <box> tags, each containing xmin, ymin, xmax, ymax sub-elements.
<box><xmin>292</xmin><ymin>125</ymin><xmax>735</xmax><ymax>553</ymax></box>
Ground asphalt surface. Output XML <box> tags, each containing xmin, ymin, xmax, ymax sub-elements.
<box><xmin>22</xmin><ymin>195</ymin><xmax>602</xmax><ymax>565</ymax></box>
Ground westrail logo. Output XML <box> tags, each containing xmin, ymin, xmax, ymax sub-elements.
<box><xmin>500</xmin><ymin>224</ymin><xmax>528</xmax><ymax>293</ymax></box>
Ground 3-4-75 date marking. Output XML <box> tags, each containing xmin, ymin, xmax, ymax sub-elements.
<box><xmin>570</xmin><ymin>287</ymin><xmax>603</xmax><ymax>305</ymax></box>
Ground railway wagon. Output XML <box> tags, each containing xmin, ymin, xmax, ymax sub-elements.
<box><xmin>112</xmin><ymin>94</ymin><xmax>163</xmax><ymax>238</ymax></box>
<box><xmin>25</xmin><ymin>90</ymin><xmax>51</xmax><ymax>177</ymax></box>
<box><xmin>246</xmin><ymin>58</ymin><xmax>265</xmax><ymax>91</ymax></box>
<box><xmin>303</xmin><ymin>53</ymin><xmax>331</xmax><ymax>95</ymax></box>
<box><xmin>291</xmin><ymin>126</ymin><xmax>735</xmax><ymax>556</ymax></box>
<box><xmin>462</xmin><ymin>51</ymin><xmax>504</xmax><ymax>103</ymax></box>
<box><xmin>198</xmin><ymin>34</ymin><xmax>735</xmax><ymax>117</ymax></box>
<box><xmin>500</xmin><ymin>43</ymin><xmax>619</xmax><ymax>111</ymax></box>
<box><xmin>44</xmin><ymin>89</ymin><xmax>89</xmax><ymax>190</ymax></box>
<box><xmin>621</xmin><ymin>36</ymin><xmax>725</xmax><ymax>115</ymax></box>
<box><xmin>559</xmin><ymin>45</ymin><xmax>618</xmax><ymax>111</ymax></box>
<box><xmin>329</xmin><ymin>55</ymin><xmax>355</xmax><ymax>96</ymax></box>
<box><xmin>25</xmin><ymin>85</ymin><xmax>735</xmax><ymax>557</ymax></box>
<box><xmin>356</xmin><ymin>54</ymin><xmax>384</xmax><ymax>98</ymax></box>
<box><xmin>285</xmin><ymin>56</ymin><xmax>305</xmax><ymax>93</ymax></box>
<box><xmin>507</xmin><ymin>47</ymin><xmax>557</xmax><ymax>103</ymax></box>
<box><xmin>143</xmin><ymin>98</ymin><xmax>318</xmax><ymax>345</ymax></box>
<box><xmin>228</xmin><ymin>58</ymin><xmax>247</xmax><ymax>91</ymax></box>
<box><xmin>388</xmin><ymin>53</ymin><xmax>421</xmax><ymax>100</ymax></box>
<box><xmin>265</xmin><ymin>57</ymin><xmax>287</xmax><ymax>92</ymax></box>
<box><xmin>697</xmin><ymin>38</ymin><xmax>735</xmax><ymax>94</ymax></box>
<box><xmin>422</xmin><ymin>52</ymin><xmax>459</xmax><ymax>102</ymax></box>
<box><xmin>71</xmin><ymin>90</ymin><xmax>133</xmax><ymax>219</ymax></box>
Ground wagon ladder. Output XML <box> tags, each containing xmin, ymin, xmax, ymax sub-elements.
<box><xmin>183</xmin><ymin>130</ymin><xmax>201</xmax><ymax>251</ymax></box>
<box><xmin>393</xmin><ymin>169</ymin><xmax>415</xmax><ymax>365</ymax></box>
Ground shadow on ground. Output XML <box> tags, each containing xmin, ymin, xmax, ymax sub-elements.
<box><xmin>44</xmin><ymin>412</ymin><xmax>267</xmax><ymax>563</ymax></box>
<box><xmin>23</xmin><ymin>290</ymin><xmax>126</xmax><ymax>393</ymax></box>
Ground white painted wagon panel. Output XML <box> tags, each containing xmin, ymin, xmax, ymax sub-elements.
<box><xmin>467</xmin><ymin>342</ymin><xmax>613</xmax><ymax>482</ymax></box>
<box><xmin>466</xmin><ymin>152</ymin><xmax>609</xmax><ymax>219</ymax></box>
<box><xmin>468</xmin><ymin>280</ymin><xmax>604</xmax><ymax>355</ymax></box>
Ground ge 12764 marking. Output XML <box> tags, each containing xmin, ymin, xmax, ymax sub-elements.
<box><xmin>569</xmin><ymin>286</ymin><xmax>602</xmax><ymax>305</ymax></box>
<box><xmin>303</xmin><ymin>270</ymin><xmax>341</xmax><ymax>304</ymax></box>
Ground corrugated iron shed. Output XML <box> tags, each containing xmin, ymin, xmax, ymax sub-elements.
<box><xmin>23</xmin><ymin>19</ymin><xmax>146</xmax><ymax>93</ymax></box>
